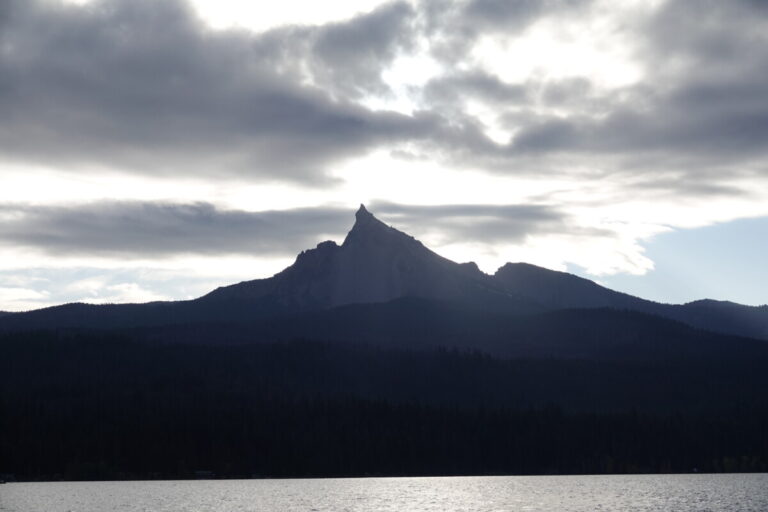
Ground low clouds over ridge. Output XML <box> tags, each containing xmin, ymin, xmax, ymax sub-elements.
<box><xmin>0</xmin><ymin>201</ymin><xmax>575</xmax><ymax>260</ymax></box>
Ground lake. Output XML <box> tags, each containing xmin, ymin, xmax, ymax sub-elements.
<box><xmin>2</xmin><ymin>474</ymin><xmax>767</xmax><ymax>511</ymax></box>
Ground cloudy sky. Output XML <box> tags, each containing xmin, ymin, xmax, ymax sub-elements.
<box><xmin>0</xmin><ymin>0</ymin><xmax>766</xmax><ymax>311</ymax></box>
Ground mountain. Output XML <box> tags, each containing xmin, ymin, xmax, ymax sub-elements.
<box><xmin>203</xmin><ymin>204</ymin><xmax>768</xmax><ymax>340</ymax></box>
<box><xmin>492</xmin><ymin>262</ymin><xmax>653</xmax><ymax>310</ymax></box>
<box><xmin>249</xmin><ymin>298</ymin><xmax>767</xmax><ymax>364</ymax></box>
<box><xmin>491</xmin><ymin>262</ymin><xmax>768</xmax><ymax>340</ymax></box>
<box><xmin>0</xmin><ymin>204</ymin><xmax>766</xmax><ymax>341</ymax></box>
<box><xmin>3</xmin><ymin>205</ymin><xmax>768</xmax><ymax>481</ymax></box>
<box><xmin>666</xmin><ymin>298</ymin><xmax>768</xmax><ymax>340</ymax></box>
<box><xmin>202</xmin><ymin>205</ymin><xmax>528</xmax><ymax>312</ymax></box>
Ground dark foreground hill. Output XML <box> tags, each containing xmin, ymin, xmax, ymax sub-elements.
<box><xmin>1</xmin><ymin>205</ymin><xmax>767</xmax><ymax>480</ymax></box>
<box><xmin>2</xmin><ymin>330</ymin><xmax>767</xmax><ymax>480</ymax></box>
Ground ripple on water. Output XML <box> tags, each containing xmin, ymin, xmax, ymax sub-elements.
<box><xmin>1</xmin><ymin>474</ymin><xmax>768</xmax><ymax>512</ymax></box>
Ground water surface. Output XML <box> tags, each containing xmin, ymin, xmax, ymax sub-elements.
<box><xmin>2</xmin><ymin>474</ymin><xmax>767</xmax><ymax>512</ymax></box>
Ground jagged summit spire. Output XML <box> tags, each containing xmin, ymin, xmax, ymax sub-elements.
<box><xmin>350</xmin><ymin>203</ymin><xmax>384</xmax><ymax>231</ymax></box>
<box><xmin>344</xmin><ymin>203</ymin><xmax>402</xmax><ymax>247</ymax></box>
<box><xmin>356</xmin><ymin>204</ymin><xmax>371</xmax><ymax>219</ymax></box>
<box><xmin>354</xmin><ymin>203</ymin><xmax>383</xmax><ymax>226</ymax></box>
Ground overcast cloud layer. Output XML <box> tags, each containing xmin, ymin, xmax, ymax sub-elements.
<box><xmin>0</xmin><ymin>201</ymin><xmax>572</xmax><ymax>257</ymax></box>
<box><xmin>0</xmin><ymin>0</ymin><xmax>767</xmax><ymax>309</ymax></box>
<box><xmin>1</xmin><ymin>0</ymin><xmax>767</xmax><ymax>189</ymax></box>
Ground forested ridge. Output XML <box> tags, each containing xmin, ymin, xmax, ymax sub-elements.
<box><xmin>2</xmin><ymin>329</ymin><xmax>767</xmax><ymax>481</ymax></box>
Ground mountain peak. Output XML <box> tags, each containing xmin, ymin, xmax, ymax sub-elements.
<box><xmin>352</xmin><ymin>203</ymin><xmax>381</xmax><ymax>228</ymax></box>
<box><xmin>356</xmin><ymin>203</ymin><xmax>371</xmax><ymax>218</ymax></box>
<box><xmin>345</xmin><ymin>203</ymin><xmax>392</xmax><ymax>242</ymax></box>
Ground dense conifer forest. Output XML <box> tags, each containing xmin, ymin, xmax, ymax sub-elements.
<box><xmin>2</xmin><ymin>328</ymin><xmax>766</xmax><ymax>481</ymax></box>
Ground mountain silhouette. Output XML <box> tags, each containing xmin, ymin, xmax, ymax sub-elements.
<box><xmin>202</xmin><ymin>205</ymin><xmax>529</xmax><ymax>312</ymax></box>
<box><xmin>0</xmin><ymin>205</ymin><xmax>766</xmax><ymax>340</ymax></box>
<box><xmin>491</xmin><ymin>262</ymin><xmax>768</xmax><ymax>340</ymax></box>
<box><xmin>4</xmin><ymin>205</ymin><xmax>768</xmax><ymax>481</ymax></box>
<box><xmin>202</xmin><ymin>204</ymin><xmax>768</xmax><ymax>340</ymax></box>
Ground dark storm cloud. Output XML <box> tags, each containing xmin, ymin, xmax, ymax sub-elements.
<box><xmin>510</xmin><ymin>90</ymin><xmax>768</xmax><ymax>161</ymax></box>
<box><xmin>421</xmin><ymin>0</ymin><xmax>590</xmax><ymax>62</ymax></box>
<box><xmin>423</xmin><ymin>70</ymin><xmax>529</xmax><ymax>109</ymax></box>
<box><xmin>2</xmin><ymin>0</ymin><xmax>767</xmax><ymax>195</ymax></box>
<box><xmin>310</xmin><ymin>2</ymin><xmax>416</xmax><ymax>98</ymax></box>
<box><xmin>463</xmin><ymin>0</ymin><xmax>541</xmax><ymax>25</ymax></box>
<box><xmin>462</xmin><ymin>0</ymin><xmax>588</xmax><ymax>30</ymax></box>
<box><xmin>506</xmin><ymin>0</ymin><xmax>768</xmax><ymax>178</ymax></box>
<box><xmin>0</xmin><ymin>0</ymin><xmax>434</xmax><ymax>182</ymax></box>
<box><xmin>0</xmin><ymin>201</ymin><xmax>579</xmax><ymax>257</ymax></box>
<box><xmin>413</xmin><ymin>0</ymin><xmax>768</xmax><ymax>198</ymax></box>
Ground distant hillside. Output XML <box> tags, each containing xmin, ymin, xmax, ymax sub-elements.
<box><xmin>1</xmin><ymin>205</ymin><xmax>766</xmax><ymax>341</ymax></box>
